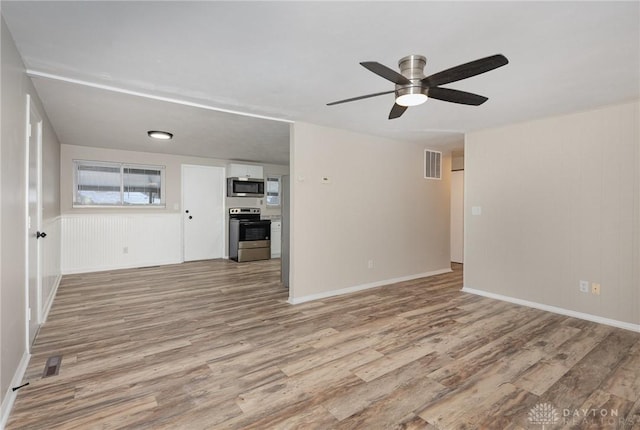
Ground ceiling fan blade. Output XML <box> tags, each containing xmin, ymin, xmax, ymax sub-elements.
<box><xmin>427</xmin><ymin>87</ymin><xmax>488</xmax><ymax>106</ymax></box>
<box><xmin>361</xmin><ymin>62</ymin><xmax>411</xmax><ymax>85</ymax></box>
<box><xmin>389</xmin><ymin>103</ymin><xmax>408</xmax><ymax>119</ymax></box>
<box><xmin>422</xmin><ymin>54</ymin><xmax>508</xmax><ymax>87</ymax></box>
<box><xmin>327</xmin><ymin>90</ymin><xmax>395</xmax><ymax>106</ymax></box>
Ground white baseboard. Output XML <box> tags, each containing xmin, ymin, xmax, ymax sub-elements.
<box><xmin>41</xmin><ymin>274</ymin><xmax>62</xmax><ymax>323</ymax></box>
<box><xmin>0</xmin><ymin>352</ymin><xmax>30</xmax><ymax>430</ymax></box>
<box><xmin>288</xmin><ymin>268</ymin><xmax>453</xmax><ymax>305</ymax></box>
<box><xmin>61</xmin><ymin>258</ymin><xmax>182</xmax><ymax>275</ymax></box>
<box><xmin>461</xmin><ymin>287</ymin><xmax>640</xmax><ymax>333</ymax></box>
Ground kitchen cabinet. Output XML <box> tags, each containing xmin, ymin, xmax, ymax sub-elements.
<box><xmin>227</xmin><ymin>163</ymin><xmax>263</xmax><ymax>179</ymax></box>
<box><xmin>270</xmin><ymin>220</ymin><xmax>281</xmax><ymax>258</ymax></box>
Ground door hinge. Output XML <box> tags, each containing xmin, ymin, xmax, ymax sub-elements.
<box><xmin>28</xmin><ymin>124</ymin><xmax>32</xmax><ymax>138</ymax></box>
<box><xmin>28</xmin><ymin>307</ymin><xmax>31</xmax><ymax>321</ymax></box>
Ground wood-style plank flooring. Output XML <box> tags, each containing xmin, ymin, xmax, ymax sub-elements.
<box><xmin>7</xmin><ymin>260</ymin><xmax>640</xmax><ymax>429</ymax></box>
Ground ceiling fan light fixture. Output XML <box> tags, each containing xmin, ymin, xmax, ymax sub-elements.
<box><xmin>327</xmin><ymin>53</ymin><xmax>508</xmax><ymax>119</ymax></box>
<box><xmin>396</xmin><ymin>93</ymin><xmax>428</xmax><ymax>107</ymax></box>
<box><xmin>147</xmin><ymin>130</ymin><xmax>173</xmax><ymax>140</ymax></box>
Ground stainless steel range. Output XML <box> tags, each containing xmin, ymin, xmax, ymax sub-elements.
<box><xmin>229</xmin><ymin>208</ymin><xmax>271</xmax><ymax>262</ymax></box>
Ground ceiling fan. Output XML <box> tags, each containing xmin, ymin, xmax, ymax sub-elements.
<box><xmin>327</xmin><ymin>54</ymin><xmax>509</xmax><ymax>119</ymax></box>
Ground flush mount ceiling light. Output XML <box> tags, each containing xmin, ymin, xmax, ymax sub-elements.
<box><xmin>147</xmin><ymin>130</ymin><xmax>173</xmax><ymax>140</ymax></box>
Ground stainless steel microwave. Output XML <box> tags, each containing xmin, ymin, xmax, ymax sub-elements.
<box><xmin>227</xmin><ymin>177</ymin><xmax>265</xmax><ymax>197</ymax></box>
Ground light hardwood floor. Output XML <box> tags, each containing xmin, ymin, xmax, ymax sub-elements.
<box><xmin>7</xmin><ymin>260</ymin><xmax>640</xmax><ymax>429</ymax></box>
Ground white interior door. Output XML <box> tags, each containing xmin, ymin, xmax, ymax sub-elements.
<box><xmin>27</xmin><ymin>95</ymin><xmax>43</xmax><ymax>346</ymax></box>
<box><xmin>451</xmin><ymin>170</ymin><xmax>464</xmax><ymax>263</ymax></box>
<box><xmin>182</xmin><ymin>165</ymin><xmax>225</xmax><ymax>261</ymax></box>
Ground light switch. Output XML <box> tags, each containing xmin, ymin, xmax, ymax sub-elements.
<box><xmin>472</xmin><ymin>206</ymin><xmax>482</xmax><ymax>216</ymax></box>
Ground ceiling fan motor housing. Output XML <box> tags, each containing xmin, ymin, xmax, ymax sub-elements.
<box><xmin>396</xmin><ymin>55</ymin><xmax>428</xmax><ymax>98</ymax></box>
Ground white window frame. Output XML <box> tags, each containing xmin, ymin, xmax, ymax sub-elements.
<box><xmin>73</xmin><ymin>159</ymin><xmax>166</xmax><ymax>208</ymax></box>
<box><xmin>265</xmin><ymin>175</ymin><xmax>281</xmax><ymax>207</ymax></box>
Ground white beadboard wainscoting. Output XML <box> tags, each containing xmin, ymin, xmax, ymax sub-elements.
<box><xmin>41</xmin><ymin>216</ymin><xmax>62</xmax><ymax>321</ymax></box>
<box><xmin>61</xmin><ymin>213</ymin><xmax>182</xmax><ymax>274</ymax></box>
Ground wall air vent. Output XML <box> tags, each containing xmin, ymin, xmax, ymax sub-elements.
<box><xmin>424</xmin><ymin>150</ymin><xmax>442</xmax><ymax>180</ymax></box>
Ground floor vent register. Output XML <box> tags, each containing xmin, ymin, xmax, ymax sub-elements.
<box><xmin>42</xmin><ymin>355</ymin><xmax>62</xmax><ymax>378</ymax></box>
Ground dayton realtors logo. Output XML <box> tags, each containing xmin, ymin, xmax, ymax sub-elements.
<box><xmin>528</xmin><ymin>403</ymin><xmax>634</xmax><ymax>428</ymax></box>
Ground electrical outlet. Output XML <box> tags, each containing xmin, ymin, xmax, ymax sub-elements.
<box><xmin>579</xmin><ymin>280</ymin><xmax>589</xmax><ymax>293</ymax></box>
<box><xmin>591</xmin><ymin>283</ymin><xmax>601</xmax><ymax>295</ymax></box>
<box><xmin>367</xmin><ymin>259</ymin><xmax>374</xmax><ymax>269</ymax></box>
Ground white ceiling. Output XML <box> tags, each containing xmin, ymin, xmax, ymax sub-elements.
<box><xmin>2</xmin><ymin>1</ymin><xmax>639</xmax><ymax>165</ymax></box>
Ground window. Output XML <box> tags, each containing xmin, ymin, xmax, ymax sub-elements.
<box><xmin>73</xmin><ymin>160</ymin><xmax>165</xmax><ymax>207</ymax></box>
<box><xmin>424</xmin><ymin>150</ymin><xmax>442</xmax><ymax>180</ymax></box>
<box><xmin>266</xmin><ymin>176</ymin><xmax>281</xmax><ymax>207</ymax></box>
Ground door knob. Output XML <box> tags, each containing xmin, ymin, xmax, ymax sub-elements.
<box><xmin>36</xmin><ymin>231</ymin><xmax>47</xmax><ymax>239</ymax></box>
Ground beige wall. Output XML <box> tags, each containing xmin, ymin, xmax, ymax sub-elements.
<box><xmin>452</xmin><ymin>152</ymin><xmax>464</xmax><ymax>171</ymax></box>
<box><xmin>1</xmin><ymin>17</ymin><xmax>61</xmax><ymax>408</ymax></box>
<box><xmin>465</xmin><ymin>101</ymin><xmax>640</xmax><ymax>325</ymax></box>
<box><xmin>289</xmin><ymin>122</ymin><xmax>451</xmax><ymax>300</ymax></box>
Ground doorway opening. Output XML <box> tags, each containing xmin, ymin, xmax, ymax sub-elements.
<box><xmin>451</xmin><ymin>150</ymin><xmax>464</xmax><ymax>265</ymax></box>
